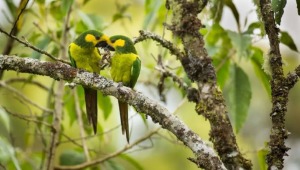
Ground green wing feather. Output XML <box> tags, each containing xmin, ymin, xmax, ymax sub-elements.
<box><xmin>68</xmin><ymin>45</ymin><xmax>77</xmax><ymax>67</ymax></box>
<box><xmin>130</xmin><ymin>57</ymin><xmax>141</xmax><ymax>88</ymax></box>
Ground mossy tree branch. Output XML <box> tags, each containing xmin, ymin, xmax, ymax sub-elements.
<box><xmin>0</xmin><ymin>55</ymin><xmax>225</xmax><ymax>169</ymax></box>
<box><xmin>258</xmin><ymin>0</ymin><xmax>300</xmax><ymax>168</ymax></box>
<box><xmin>164</xmin><ymin>0</ymin><xmax>252</xmax><ymax>169</ymax></box>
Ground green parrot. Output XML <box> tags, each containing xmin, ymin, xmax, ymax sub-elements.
<box><xmin>68</xmin><ymin>30</ymin><xmax>109</xmax><ymax>134</ymax></box>
<box><xmin>103</xmin><ymin>35</ymin><xmax>141</xmax><ymax>142</ymax></box>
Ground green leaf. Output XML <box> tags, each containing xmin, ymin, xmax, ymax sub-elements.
<box><xmin>205</xmin><ymin>24</ymin><xmax>231</xmax><ymax>54</ymax></box>
<box><xmin>107</xmin><ymin>160</ymin><xmax>122</xmax><ymax>170</ymax></box>
<box><xmin>205</xmin><ymin>24</ymin><xmax>232</xmax><ymax>89</ymax></box>
<box><xmin>98</xmin><ymin>93</ymin><xmax>112</xmax><ymax>120</ymax></box>
<box><xmin>280</xmin><ymin>31</ymin><xmax>298</xmax><ymax>52</ymax></box>
<box><xmin>119</xmin><ymin>154</ymin><xmax>143</xmax><ymax>170</ymax></box>
<box><xmin>61</xmin><ymin>0</ymin><xmax>74</xmax><ymax>16</ymax></box>
<box><xmin>227</xmin><ymin>31</ymin><xmax>251</xmax><ymax>58</ymax></box>
<box><xmin>257</xmin><ymin>147</ymin><xmax>269</xmax><ymax>170</ymax></box>
<box><xmin>228</xmin><ymin>64</ymin><xmax>252</xmax><ymax>133</ymax></box>
<box><xmin>297</xmin><ymin>0</ymin><xmax>300</xmax><ymax>15</ymax></box>
<box><xmin>143</xmin><ymin>0</ymin><xmax>163</xmax><ymax>30</ymax></box>
<box><xmin>0</xmin><ymin>107</ymin><xmax>10</xmax><ymax>132</ymax></box>
<box><xmin>271</xmin><ymin>0</ymin><xmax>287</xmax><ymax>25</ymax></box>
<box><xmin>35</xmin><ymin>0</ymin><xmax>45</xmax><ymax>4</ymax></box>
<box><xmin>78</xmin><ymin>12</ymin><xmax>104</xmax><ymax>31</ymax></box>
<box><xmin>0</xmin><ymin>137</ymin><xmax>21</xmax><ymax>170</ymax></box>
<box><xmin>245</xmin><ymin>22</ymin><xmax>262</xmax><ymax>35</ymax></box>
<box><xmin>75</xmin><ymin>20</ymin><xmax>89</xmax><ymax>34</ymax></box>
<box><xmin>211</xmin><ymin>0</ymin><xmax>224</xmax><ymax>23</ymax></box>
<box><xmin>4</xmin><ymin>0</ymin><xmax>17</xmax><ymax>18</ymax></box>
<box><xmin>224</xmin><ymin>0</ymin><xmax>240</xmax><ymax>28</ymax></box>
<box><xmin>49</xmin><ymin>1</ymin><xmax>64</xmax><ymax>20</ymax></box>
<box><xmin>250</xmin><ymin>47</ymin><xmax>271</xmax><ymax>97</ymax></box>
<box><xmin>82</xmin><ymin>0</ymin><xmax>91</xmax><ymax>5</ymax></box>
<box><xmin>112</xmin><ymin>3</ymin><xmax>131</xmax><ymax>23</ymax></box>
<box><xmin>214</xmin><ymin>57</ymin><xmax>230</xmax><ymax>89</ymax></box>
<box><xmin>59</xmin><ymin>150</ymin><xmax>86</xmax><ymax>166</ymax></box>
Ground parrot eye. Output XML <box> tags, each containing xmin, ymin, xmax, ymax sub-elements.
<box><xmin>95</xmin><ymin>36</ymin><xmax>100</xmax><ymax>40</ymax></box>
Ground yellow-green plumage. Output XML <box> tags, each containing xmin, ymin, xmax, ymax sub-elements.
<box><xmin>68</xmin><ymin>30</ymin><xmax>109</xmax><ymax>134</ymax></box>
<box><xmin>110</xmin><ymin>53</ymin><xmax>140</xmax><ymax>86</ymax></box>
<box><xmin>69</xmin><ymin>43</ymin><xmax>102</xmax><ymax>72</ymax></box>
<box><xmin>107</xmin><ymin>35</ymin><xmax>141</xmax><ymax>142</ymax></box>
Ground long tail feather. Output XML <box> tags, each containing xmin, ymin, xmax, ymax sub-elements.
<box><xmin>84</xmin><ymin>88</ymin><xmax>98</xmax><ymax>134</ymax></box>
<box><xmin>118</xmin><ymin>101</ymin><xmax>129</xmax><ymax>142</ymax></box>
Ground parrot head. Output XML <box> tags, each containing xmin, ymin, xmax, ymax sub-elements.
<box><xmin>74</xmin><ymin>30</ymin><xmax>109</xmax><ymax>49</ymax></box>
<box><xmin>100</xmin><ymin>35</ymin><xmax>137</xmax><ymax>54</ymax></box>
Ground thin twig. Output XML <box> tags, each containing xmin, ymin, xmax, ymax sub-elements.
<box><xmin>0</xmin><ymin>81</ymin><xmax>53</xmax><ymax>113</ymax></box>
<box><xmin>155</xmin><ymin>66</ymin><xmax>189</xmax><ymax>91</ymax></box>
<box><xmin>10</xmin><ymin>0</ymin><xmax>29</xmax><ymax>35</ymax></box>
<box><xmin>0</xmin><ymin>0</ymin><xmax>30</xmax><ymax>79</ymax></box>
<box><xmin>60</xmin><ymin>133</ymin><xmax>97</xmax><ymax>153</ymax></box>
<box><xmin>259</xmin><ymin>0</ymin><xmax>290</xmax><ymax>168</ymax></box>
<box><xmin>4</xmin><ymin>77</ymin><xmax>51</xmax><ymax>92</ymax></box>
<box><xmin>54</xmin><ymin>128</ymin><xmax>160</xmax><ymax>170</ymax></box>
<box><xmin>59</xmin><ymin>124</ymin><xmax>120</xmax><ymax>144</ymax></box>
<box><xmin>4</xmin><ymin>108</ymin><xmax>52</xmax><ymax>128</ymax></box>
<box><xmin>286</xmin><ymin>64</ymin><xmax>300</xmax><ymax>89</ymax></box>
<box><xmin>134</xmin><ymin>30</ymin><xmax>185</xmax><ymax>59</ymax></box>
<box><xmin>32</xmin><ymin>22</ymin><xmax>60</xmax><ymax>44</ymax></box>
<box><xmin>60</xmin><ymin>5</ymin><xmax>72</xmax><ymax>60</ymax></box>
<box><xmin>73</xmin><ymin>88</ymin><xmax>91</xmax><ymax>161</ymax></box>
<box><xmin>45</xmin><ymin>81</ymin><xmax>64</xmax><ymax>170</ymax></box>
<box><xmin>46</xmin><ymin>5</ymin><xmax>73</xmax><ymax>169</ymax></box>
<box><xmin>0</xmin><ymin>55</ymin><xmax>225</xmax><ymax>169</ymax></box>
<box><xmin>0</xmin><ymin>27</ymin><xmax>70</xmax><ymax>65</ymax></box>
<box><xmin>0</xmin><ymin>163</ymin><xmax>6</xmax><ymax>170</ymax></box>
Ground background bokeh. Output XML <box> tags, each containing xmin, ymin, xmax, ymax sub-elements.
<box><xmin>0</xmin><ymin>0</ymin><xmax>299</xmax><ymax>169</ymax></box>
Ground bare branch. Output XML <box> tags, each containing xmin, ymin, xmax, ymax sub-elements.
<box><xmin>0</xmin><ymin>27</ymin><xmax>70</xmax><ymax>65</ymax></box>
<box><xmin>0</xmin><ymin>0</ymin><xmax>30</xmax><ymax>79</ymax></box>
<box><xmin>155</xmin><ymin>66</ymin><xmax>189</xmax><ymax>92</ymax></box>
<box><xmin>73</xmin><ymin>88</ymin><xmax>91</xmax><ymax>161</ymax></box>
<box><xmin>10</xmin><ymin>0</ymin><xmax>29</xmax><ymax>35</ymax></box>
<box><xmin>4</xmin><ymin>77</ymin><xmax>52</xmax><ymax>92</ymax></box>
<box><xmin>286</xmin><ymin>65</ymin><xmax>300</xmax><ymax>89</ymax></box>
<box><xmin>0</xmin><ymin>81</ymin><xmax>53</xmax><ymax>113</ymax></box>
<box><xmin>45</xmin><ymin>5</ymin><xmax>73</xmax><ymax>169</ymax></box>
<box><xmin>45</xmin><ymin>81</ymin><xmax>64</xmax><ymax>170</ymax></box>
<box><xmin>259</xmin><ymin>0</ymin><xmax>291</xmax><ymax>168</ymax></box>
<box><xmin>134</xmin><ymin>30</ymin><xmax>185</xmax><ymax>59</ymax></box>
<box><xmin>54</xmin><ymin>128</ymin><xmax>159</xmax><ymax>170</ymax></box>
<box><xmin>166</xmin><ymin>0</ymin><xmax>252</xmax><ymax>169</ymax></box>
<box><xmin>0</xmin><ymin>55</ymin><xmax>225</xmax><ymax>169</ymax></box>
<box><xmin>4</xmin><ymin>108</ymin><xmax>52</xmax><ymax>128</ymax></box>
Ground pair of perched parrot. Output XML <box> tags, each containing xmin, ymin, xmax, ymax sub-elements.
<box><xmin>68</xmin><ymin>30</ymin><xmax>141</xmax><ymax>142</ymax></box>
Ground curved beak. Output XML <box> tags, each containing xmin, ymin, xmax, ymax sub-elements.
<box><xmin>96</xmin><ymin>41</ymin><xmax>115</xmax><ymax>51</ymax></box>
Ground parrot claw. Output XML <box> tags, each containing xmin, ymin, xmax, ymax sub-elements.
<box><xmin>65</xmin><ymin>82</ymin><xmax>77</xmax><ymax>88</ymax></box>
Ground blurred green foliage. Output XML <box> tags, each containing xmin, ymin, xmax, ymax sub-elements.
<box><xmin>0</xmin><ymin>0</ymin><xmax>299</xmax><ymax>169</ymax></box>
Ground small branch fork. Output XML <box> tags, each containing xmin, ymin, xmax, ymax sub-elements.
<box><xmin>0</xmin><ymin>28</ymin><xmax>70</xmax><ymax>65</ymax></box>
<box><xmin>259</xmin><ymin>0</ymin><xmax>300</xmax><ymax>169</ymax></box>
<box><xmin>0</xmin><ymin>0</ymin><xmax>30</xmax><ymax>79</ymax></box>
<box><xmin>54</xmin><ymin>129</ymin><xmax>160</xmax><ymax>170</ymax></box>
<box><xmin>135</xmin><ymin>24</ymin><xmax>251</xmax><ymax>170</ymax></box>
<box><xmin>0</xmin><ymin>55</ymin><xmax>226</xmax><ymax>169</ymax></box>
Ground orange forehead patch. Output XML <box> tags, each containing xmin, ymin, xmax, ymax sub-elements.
<box><xmin>114</xmin><ymin>39</ymin><xmax>125</xmax><ymax>47</ymax></box>
<box><xmin>85</xmin><ymin>34</ymin><xmax>96</xmax><ymax>43</ymax></box>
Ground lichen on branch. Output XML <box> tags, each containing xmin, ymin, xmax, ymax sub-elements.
<box><xmin>0</xmin><ymin>55</ymin><xmax>225</xmax><ymax>169</ymax></box>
